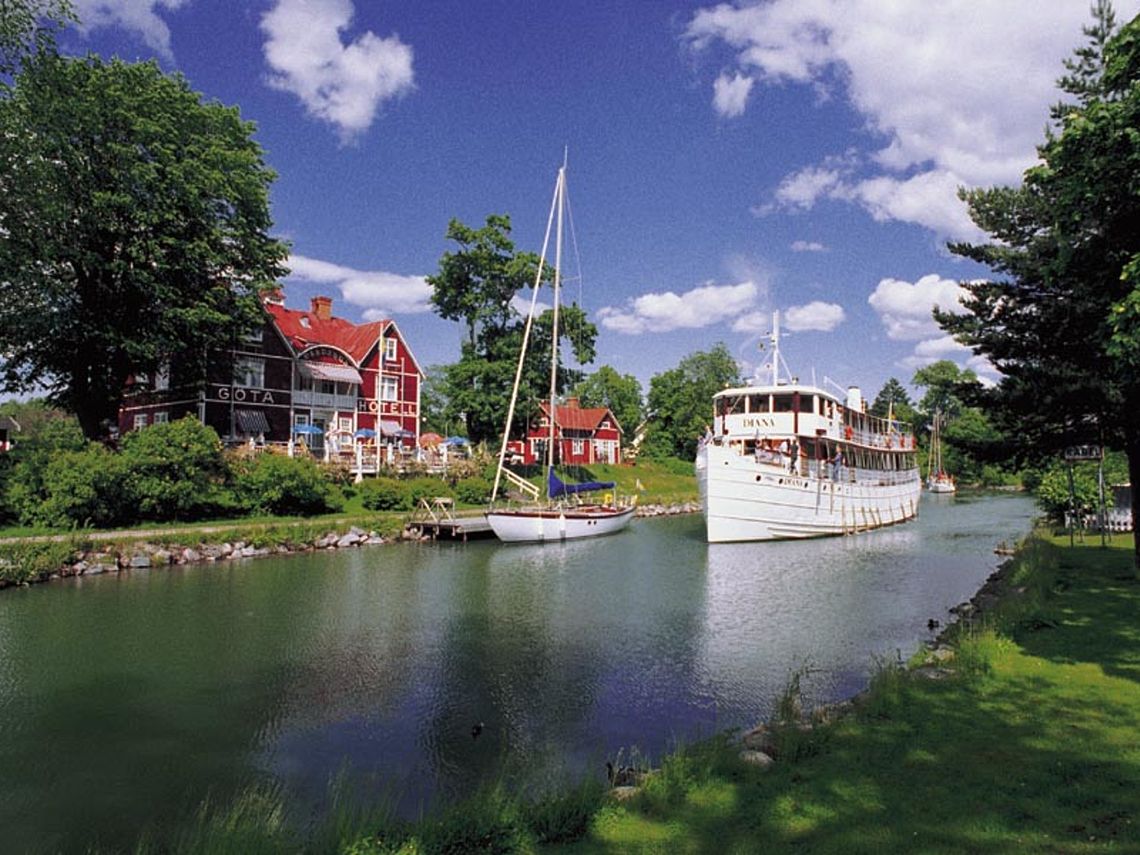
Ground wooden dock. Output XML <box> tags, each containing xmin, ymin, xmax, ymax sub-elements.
<box><xmin>406</xmin><ymin>498</ymin><xmax>497</xmax><ymax>542</ymax></box>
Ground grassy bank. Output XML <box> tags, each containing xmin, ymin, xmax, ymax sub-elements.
<box><xmin>118</xmin><ymin>530</ymin><xmax>1139</xmax><ymax>853</ymax></box>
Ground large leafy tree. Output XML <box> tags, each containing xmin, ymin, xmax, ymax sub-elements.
<box><xmin>0</xmin><ymin>54</ymin><xmax>288</xmax><ymax>439</ymax></box>
<box><xmin>574</xmin><ymin>365</ymin><xmax>644</xmax><ymax>437</ymax></box>
<box><xmin>911</xmin><ymin>360</ymin><xmax>979</xmax><ymax>421</ymax></box>
<box><xmin>644</xmin><ymin>344</ymin><xmax>740</xmax><ymax>461</ymax></box>
<box><xmin>427</xmin><ymin>214</ymin><xmax>597</xmax><ymax>444</ymax></box>
<box><xmin>936</xmin><ymin>7</ymin><xmax>1140</xmax><ymax>561</ymax></box>
<box><xmin>0</xmin><ymin>0</ymin><xmax>72</xmax><ymax>78</ymax></box>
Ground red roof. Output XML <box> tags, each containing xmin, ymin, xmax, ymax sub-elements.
<box><xmin>540</xmin><ymin>401</ymin><xmax>620</xmax><ymax>433</ymax></box>
<box><xmin>265</xmin><ymin>302</ymin><xmax>388</xmax><ymax>365</ymax></box>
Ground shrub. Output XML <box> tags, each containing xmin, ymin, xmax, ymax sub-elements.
<box><xmin>3</xmin><ymin>416</ymin><xmax>88</xmax><ymax>525</ymax></box>
<box><xmin>454</xmin><ymin>477</ymin><xmax>491</xmax><ymax>505</ymax></box>
<box><xmin>235</xmin><ymin>454</ymin><xmax>344</xmax><ymax>516</ymax></box>
<box><xmin>0</xmin><ymin>539</ymin><xmax>82</xmax><ymax>585</ymax></box>
<box><xmin>404</xmin><ymin>477</ymin><xmax>454</xmax><ymax>507</ymax></box>
<box><xmin>359</xmin><ymin>478</ymin><xmax>411</xmax><ymax>511</ymax></box>
<box><xmin>36</xmin><ymin>446</ymin><xmax>131</xmax><ymax>528</ymax></box>
<box><xmin>120</xmin><ymin>416</ymin><xmax>232</xmax><ymax>521</ymax></box>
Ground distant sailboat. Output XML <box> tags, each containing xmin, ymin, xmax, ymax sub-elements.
<box><xmin>926</xmin><ymin>409</ymin><xmax>957</xmax><ymax>494</ymax></box>
<box><xmin>484</xmin><ymin>159</ymin><xmax>636</xmax><ymax>543</ymax></box>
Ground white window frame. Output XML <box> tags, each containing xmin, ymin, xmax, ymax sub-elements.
<box><xmin>234</xmin><ymin>356</ymin><xmax>265</xmax><ymax>388</ymax></box>
<box><xmin>385</xmin><ymin>337</ymin><xmax>397</xmax><ymax>361</ymax></box>
<box><xmin>154</xmin><ymin>363</ymin><xmax>170</xmax><ymax>391</ymax></box>
<box><xmin>243</xmin><ymin>327</ymin><xmax>264</xmax><ymax>344</ymax></box>
<box><xmin>338</xmin><ymin>417</ymin><xmax>353</xmax><ymax>432</ymax></box>
<box><xmin>381</xmin><ymin>376</ymin><xmax>399</xmax><ymax>402</ymax></box>
<box><xmin>153</xmin><ymin>411</ymin><xmax>169</xmax><ymax>424</ymax></box>
<box><xmin>132</xmin><ymin>413</ymin><xmax>148</xmax><ymax>430</ymax></box>
<box><xmin>572</xmin><ymin>439</ymin><xmax>584</xmax><ymax>455</ymax></box>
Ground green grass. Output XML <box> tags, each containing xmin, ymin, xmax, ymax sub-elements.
<box><xmin>546</xmin><ymin>533</ymin><xmax>1140</xmax><ymax>854</ymax></box>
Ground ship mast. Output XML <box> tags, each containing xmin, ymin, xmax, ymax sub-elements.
<box><xmin>769</xmin><ymin>311</ymin><xmax>781</xmax><ymax>385</ymax></box>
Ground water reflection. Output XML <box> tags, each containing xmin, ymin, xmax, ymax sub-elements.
<box><xmin>0</xmin><ymin>492</ymin><xmax>1036</xmax><ymax>852</ymax></box>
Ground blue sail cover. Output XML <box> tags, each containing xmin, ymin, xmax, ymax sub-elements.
<box><xmin>547</xmin><ymin>467</ymin><xmax>615</xmax><ymax>499</ymax></box>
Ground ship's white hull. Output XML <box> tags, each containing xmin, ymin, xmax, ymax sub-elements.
<box><xmin>697</xmin><ymin>444</ymin><xmax>921</xmax><ymax>543</ymax></box>
<box><xmin>485</xmin><ymin>505</ymin><xmax>635</xmax><ymax>543</ymax></box>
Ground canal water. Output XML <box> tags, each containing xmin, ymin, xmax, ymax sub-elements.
<box><xmin>0</xmin><ymin>492</ymin><xmax>1035</xmax><ymax>853</ymax></box>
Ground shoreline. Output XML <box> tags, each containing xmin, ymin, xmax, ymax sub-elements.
<box><xmin>0</xmin><ymin>502</ymin><xmax>703</xmax><ymax>591</ymax></box>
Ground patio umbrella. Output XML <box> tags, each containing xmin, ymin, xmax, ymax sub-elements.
<box><xmin>353</xmin><ymin>428</ymin><xmax>377</xmax><ymax>439</ymax></box>
<box><xmin>444</xmin><ymin>436</ymin><xmax>470</xmax><ymax>446</ymax></box>
<box><xmin>418</xmin><ymin>432</ymin><xmax>443</xmax><ymax>447</ymax></box>
<box><xmin>292</xmin><ymin>423</ymin><xmax>323</xmax><ymax>435</ymax></box>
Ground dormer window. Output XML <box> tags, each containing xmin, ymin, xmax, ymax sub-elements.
<box><xmin>385</xmin><ymin>337</ymin><xmax>397</xmax><ymax>361</ymax></box>
<box><xmin>300</xmin><ymin>317</ymin><xmax>310</xmax><ymax>328</ymax></box>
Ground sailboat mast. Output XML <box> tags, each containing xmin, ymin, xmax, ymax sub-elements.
<box><xmin>546</xmin><ymin>164</ymin><xmax>565</xmax><ymax>490</ymax></box>
<box><xmin>770</xmin><ymin>311</ymin><xmax>781</xmax><ymax>386</ymax></box>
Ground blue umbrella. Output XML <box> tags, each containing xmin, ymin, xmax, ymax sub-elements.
<box><xmin>292</xmin><ymin>423</ymin><xmax>323</xmax><ymax>435</ymax></box>
<box><xmin>444</xmin><ymin>436</ymin><xmax>470</xmax><ymax>446</ymax></box>
<box><xmin>354</xmin><ymin>428</ymin><xmax>377</xmax><ymax>439</ymax></box>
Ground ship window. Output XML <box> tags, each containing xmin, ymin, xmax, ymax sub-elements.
<box><xmin>773</xmin><ymin>394</ymin><xmax>795</xmax><ymax>413</ymax></box>
<box><xmin>720</xmin><ymin>396</ymin><xmax>746</xmax><ymax>415</ymax></box>
<box><xmin>748</xmin><ymin>395</ymin><xmax>769</xmax><ymax>413</ymax></box>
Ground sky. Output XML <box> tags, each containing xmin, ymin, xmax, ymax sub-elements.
<box><xmin>53</xmin><ymin>0</ymin><xmax>1140</xmax><ymax>403</ymax></box>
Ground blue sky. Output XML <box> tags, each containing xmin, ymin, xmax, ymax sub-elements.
<box><xmin>58</xmin><ymin>0</ymin><xmax>1140</xmax><ymax>402</ymax></box>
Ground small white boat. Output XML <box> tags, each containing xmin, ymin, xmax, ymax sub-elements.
<box><xmin>696</xmin><ymin>313</ymin><xmax>922</xmax><ymax>542</ymax></box>
<box><xmin>486</xmin><ymin>159</ymin><xmax>635</xmax><ymax>543</ymax></box>
<box><xmin>926</xmin><ymin>409</ymin><xmax>957</xmax><ymax>494</ymax></box>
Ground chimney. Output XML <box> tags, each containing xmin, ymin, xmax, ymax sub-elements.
<box><xmin>262</xmin><ymin>287</ymin><xmax>285</xmax><ymax>306</ymax></box>
<box><xmin>566</xmin><ymin>396</ymin><xmax>580</xmax><ymax>409</ymax></box>
<box><xmin>311</xmin><ymin>295</ymin><xmax>333</xmax><ymax>321</ymax></box>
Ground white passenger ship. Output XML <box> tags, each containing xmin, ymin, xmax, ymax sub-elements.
<box><xmin>696</xmin><ymin>315</ymin><xmax>922</xmax><ymax>542</ymax></box>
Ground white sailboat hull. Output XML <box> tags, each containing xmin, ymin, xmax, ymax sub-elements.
<box><xmin>927</xmin><ymin>477</ymin><xmax>957</xmax><ymax>494</ymax></box>
<box><xmin>697</xmin><ymin>443</ymin><xmax>921</xmax><ymax>543</ymax></box>
<box><xmin>485</xmin><ymin>505</ymin><xmax>636</xmax><ymax>543</ymax></box>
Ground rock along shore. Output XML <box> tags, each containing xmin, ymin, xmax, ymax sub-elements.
<box><xmin>1</xmin><ymin>502</ymin><xmax>703</xmax><ymax>590</ymax></box>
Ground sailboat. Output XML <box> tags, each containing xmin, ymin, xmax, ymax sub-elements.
<box><xmin>484</xmin><ymin>160</ymin><xmax>636</xmax><ymax>543</ymax></box>
<box><xmin>926</xmin><ymin>409</ymin><xmax>957</xmax><ymax>493</ymax></box>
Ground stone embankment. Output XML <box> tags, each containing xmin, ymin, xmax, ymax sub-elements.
<box><xmin>635</xmin><ymin>501</ymin><xmax>700</xmax><ymax>517</ymax></box>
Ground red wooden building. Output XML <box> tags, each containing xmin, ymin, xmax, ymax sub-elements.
<box><xmin>118</xmin><ymin>291</ymin><xmax>424</xmax><ymax>456</ymax></box>
<box><xmin>506</xmin><ymin>397</ymin><xmax>623</xmax><ymax>466</ymax></box>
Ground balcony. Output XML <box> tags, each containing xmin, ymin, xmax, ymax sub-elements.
<box><xmin>292</xmin><ymin>389</ymin><xmax>359</xmax><ymax>410</ymax></box>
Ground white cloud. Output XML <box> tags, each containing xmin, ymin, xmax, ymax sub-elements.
<box><xmin>599</xmin><ymin>280</ymin><xmax>758</xmax><ymax>334</ymax></box>
<box><xmin>685</xmin><ymin>1</ymin><xmax>1138</xmax><ymax>237</ymax></box>
<box><xmin>712</xmin><ymin>71</ymin><xmax>755</xmax><ymax>118</ymax></box>
<box><xmin>790</xmin><ymin>240</ymin><xmax>826</xmax><ymax>252</ymax></box>
<box><xmin>899</xmin><ymin>334</ymin><xmax>999</xmax><ymax>385</ymax></box>
<box><xmin>731</xmin><ymin>311</ymin><xmax>770</xmax><ymax>334</ymax></box>
<box><xmin>868</xmin><ymin>274</ymin><xmax>967</xmax><ymax>341</ymax></box>
<box><xmin>261</xmin><ymin>0</ymin><xmax>414</xmax><ymax>141</ymax></box>
<box><xmin>286</xmin><ymin>254</ymin><xmax>431</xmax><ymax>317</ymax></box>
<box><xmin>783</xmin><ymin>301</ymin><xmax>844</xmax><ymax>332</ymax></box>
<box><xmin>73</xmin><ymin>0</ymin><xmax>187</xmax><ymax>60</ymax></box>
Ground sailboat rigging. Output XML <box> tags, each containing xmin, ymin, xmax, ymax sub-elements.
<box><xmin>484</xmin><ymin>159</ymin><xmax>636</xmax><ymax>543</ymax></box>
<box><xmin>926</xmin><ymin>409</ymin><xmax>956</xmax><ymax>493</ymax></box>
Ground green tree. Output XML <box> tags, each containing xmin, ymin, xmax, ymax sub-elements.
<box><xmin>869</xmin><ymin>378</ymin><xmax>911</xmax><ymax>418</ymax></box>
<box><xmin>574</xmin><ymin>365</ymin><xmax>644</xmax><ymax>437</ymax></box>
<box><xmin>644</xmin><ymin>344</ymin><xmax>740</xmax><ymax>461</ymax></box>
<box><xmin>0</xmin><ymin>54</ymin><xmax>288</xmax><ymax>439</ymax></box>
<box><xmin>428</xmin><ymin>214</ymin><xmax>597</xmax><ymax>444</ymax></box>
<box><xmin>911</xmin><ymin>361</ymin><xmax>979</xmax><ymax>421</ymax></box>
<box><xmin>936</xmin><ymin>8</ymin><xmax>1140</xmax><ymax>562</ymax></box>
<box><xmin>0</xmin><ymin>0</ymin><xmax>72</xmax><ymax>78</ymax></box>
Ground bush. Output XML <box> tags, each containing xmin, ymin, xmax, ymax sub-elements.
<box><xmin>359</xmin><ymin>478</ymin><xmax>412</xmax><ymax>511</ymax></box>
<box><xmin>36</xmin><ymin>446</ymin><xmax>131</xmax><ymax>528</ymax></box>
<box><xmin>0</xmin><ymin>539</ymin><xmax>82</xmax><ymax>585</ymax></box>
<box><xmin>454</xmin><ymin>477</ymin><xmax>491</xmax><ymax>505</ymax></box>
<box><xmin>235</xmin><ymin>453</ymin><xmax>344</xmax><ymax>517</ymax></box>
<box><xmin>3</xmin><ymin>416</ymin><xmax>88</xmax><ymax>525</ymax></box>
<box><xmin>404</xmin><ymin>477</ymin><xmax>454</xmax><ymax>507</ymax></box>
<box><xmin>120</xmin><ymin>417</ymin><xmax>232</xmax><ymax>521</ymax></box>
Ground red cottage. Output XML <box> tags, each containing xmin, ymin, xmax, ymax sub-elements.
<box><xmin>508</xmin><ymin>397</ymin><xmax>623</xmax><ymax>466</ymax></box>
<box><xmin>118</xmin><ymin>292</ymin><xmax>424</xmax><ymax>461</ymax></box>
